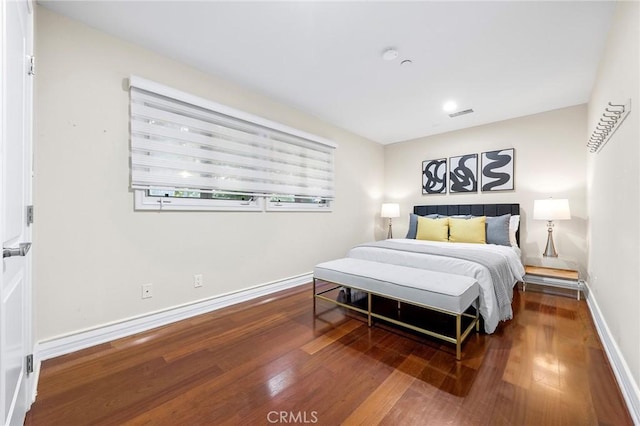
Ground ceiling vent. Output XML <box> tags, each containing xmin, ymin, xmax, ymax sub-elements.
<box><xmin>449</xmin><ymin>109</ymin><xmax>474</xmax><ymax>118</ymax></box>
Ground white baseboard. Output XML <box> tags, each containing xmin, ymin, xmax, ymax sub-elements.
<box><xmin>34</xmin><ymin>272</ymin><xmax>312</xmax><ymax>364</ymax></box>
<box><xmin>585</xmin><ymin>282</ymin><xmax>640</xmax><ymax>424</ymax></box>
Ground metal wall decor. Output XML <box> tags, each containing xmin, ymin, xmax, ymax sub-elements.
<box><xmin>481</xmin><ymin>148</ymin><xmax>514</xmax><ymax>191</ymax></box>
<box><xmin>588</xmin><ymin>100</ymin><xmax>631</xmax><ymax>153</ymax></box>
<box><xmin>449</xmin><ymin>154</ymin><xmax>477</xmax><ymax>193</ymax></box>
<box><xmin>422</xmin><ymin>158</ymin><xmax>447</xmax><ymax>194</ymax></box>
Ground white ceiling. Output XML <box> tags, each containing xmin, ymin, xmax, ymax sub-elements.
<box><xmin>40</xmin><ymin>1</ymin><xmax>616</xmax><ymax>145</ymax></box>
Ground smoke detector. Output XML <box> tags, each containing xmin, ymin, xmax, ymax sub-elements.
<box><xmin>382</xmin><ymin>48</ymin><xmax>398</xmax><ymax>61</ymax></box>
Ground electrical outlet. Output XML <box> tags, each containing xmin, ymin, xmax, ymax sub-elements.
<box><xmin>194</xmin><ymin>274</ymin><xmax>203</xmax><ymax>288</ymax></box>
<box><xmin>142</xmin><ymin>283</ymin><xmax>153</xmax><ymax>299</ymax></box>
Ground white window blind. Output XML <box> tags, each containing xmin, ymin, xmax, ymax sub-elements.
<box><xmin>129</xmin><ymin>76</ymin><xmax>336</xmax><ymax>201</ymax></box>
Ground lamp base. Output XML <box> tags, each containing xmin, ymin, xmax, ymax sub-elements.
<box><xmin>543</xmin><ymin>222</ymin><xmax>558</xmax><ymax>258</ymax></box>
<box><xmin>387</xmin><ymin>219</ymin><xmax>393</xmax><ymax>239</ymax></box>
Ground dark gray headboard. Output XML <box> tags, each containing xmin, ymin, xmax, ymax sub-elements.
<box><xmin>413</xmin><ymin>203</ymin><xmax>520</xmax><ymax>244</ymax></box>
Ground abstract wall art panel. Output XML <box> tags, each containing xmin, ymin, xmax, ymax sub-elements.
<box><xmin>422</xmin><ymin>158</ymin><xmax>447</xmax><ymax>194</ymax></box>
<box><xmin>449</xmin><ymin>154</ymin><xmax>478</xmax><ymax>193</ymax></box>
<box><xmin>481</xmin><ymin>148</ymin><xmax>514</xmax><ymax>191</ymax></box>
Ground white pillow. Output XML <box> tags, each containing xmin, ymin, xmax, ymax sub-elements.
<box><xmin>509</xmin><ymin>215</ymin><xmax>520</xmax><ymax>247</ymax></box>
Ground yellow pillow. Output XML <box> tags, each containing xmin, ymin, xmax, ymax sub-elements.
<box><xmin>449</xmin><ymin>216</ymin><xmax>486</xmax><ymax>244</ymax></box>
<box><xmin>416</xmin><ymin>217</ymin><xmax>449</xmax><ymax>242</ymax></box>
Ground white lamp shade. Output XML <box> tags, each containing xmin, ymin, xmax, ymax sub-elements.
<box><xmin>533</xmin><ymin>198</ymin><xmax>571</xmax><ymax>221</ymax></box>
<box><xmin>381</xmin><ymin>203</ymin><xmax>400</xmax><ymax>218</ymax></box>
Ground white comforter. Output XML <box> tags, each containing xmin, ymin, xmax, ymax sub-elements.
<box><xmin>347</xmin><ymin>239</ymin><xmax>525</xmax><ymax>334</ymax></box>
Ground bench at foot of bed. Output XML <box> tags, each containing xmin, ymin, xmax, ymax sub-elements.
<box><xmin>313</xmin><ymin>258</ymin><xmax>480</xmax><ymax>360</ymax></box>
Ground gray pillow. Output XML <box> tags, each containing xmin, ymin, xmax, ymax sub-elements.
<box><xmin>485</xmin><ymin>214</ymin><xmax>511</xmax><ymax>246</ymax></box>
<box><xmin>405</xmin><ymin>213</ymin><xmax>438</xmax><ymax>239</ymax></box>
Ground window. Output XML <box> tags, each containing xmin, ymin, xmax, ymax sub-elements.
<box><xmin>129</xmin><ymin>76</ymin><xmax>336</xmax><ymax>211</ymax></box>
<box><xmin>134</xmin><ymin>189</ymin><xmax>263</xmax><ymax>211</ymax></box>
<box><xmin>266</xmin><ymin>195</ymin><xmax>330</xmax><ymax>211</ymax></box>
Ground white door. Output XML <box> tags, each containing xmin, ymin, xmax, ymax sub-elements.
<box><xmin>1</xmin><ymin>0</ymin><xmax>33</xmax><ymax>424</ymax></box>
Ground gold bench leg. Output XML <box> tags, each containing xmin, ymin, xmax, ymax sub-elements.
<box><xmin>456</xmin><ymin>314</ymin><xmax>462</xmax><ymax>361</ymax></box>
<box><xmin>313</xmin><ymin>278</ymin><xmax>317</xmax><ymax>316</ymax></box>
<box><xmin>367</xmin><ymin>293</ymin><xmax>372</xmax><ymax>327</ymax></box>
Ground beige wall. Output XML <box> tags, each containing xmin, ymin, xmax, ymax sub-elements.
<box><xmin>33</xmin><ymin>7</ymin><xmax>384</xmax><ymax>341</ymax></box>
<box><xmin>587</xmin><ymin>1</ymin><xmax>639</xmax><ymax>387</ymax></box>
<box><xmin>384</xmin><ymin>105</ymin><xmax>588</xmax><ymax>271</ymax></box>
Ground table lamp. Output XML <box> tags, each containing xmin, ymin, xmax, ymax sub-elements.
<box><xmin>381</xmin><ymin>203</ymin><xmax>400</xmax><ymax>239</ymax></box>
<box><xmin>533</xmin><ymin>198</ymin><xmax>571</xmax><ymax>257</ymax></box>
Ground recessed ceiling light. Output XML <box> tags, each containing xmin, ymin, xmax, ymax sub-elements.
<box><xmin>400</xmin><ymin>59</ymin><xmax>413</xmax><ymax>66</ymax></box>
<box><xmin>443</xmin><ymin>101</ymin><xmax>457</xmax><ymax>112</ymax></box>
<box><xmin>382</xmin><ymin>48</ymin><xmax>398</xmax><ymax>61</ymax></box>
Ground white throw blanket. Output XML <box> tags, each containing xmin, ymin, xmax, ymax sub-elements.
<box><xmin>347</xmin><ymin>239</ymin><xmax>524</xmax><ymax>333</ymax></box>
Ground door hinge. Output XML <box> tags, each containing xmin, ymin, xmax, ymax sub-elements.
<box><xmin>26</xmin><ymin>205</ymin><xmax>34</xmax><ymax>225</ymax></box>
<box><xmin>26</xmin><ymin>354</ymin><xmax>34</xmax><ymax>375</ymax></box>
<box><xmin>28</xmin><ymin>56</ymin><xmax>35</xmax><ymax>76</ymax></box>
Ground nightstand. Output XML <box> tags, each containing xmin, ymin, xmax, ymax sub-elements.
<box><xmin>523</xmin><ymin>265</ymin><xmax>583</xmax><ymax>300</ymax></box>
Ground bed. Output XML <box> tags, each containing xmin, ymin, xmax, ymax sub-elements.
<box><xmin>347</xmin><ymin>203</ymin><xmax>524</xmax><ymax>334</ymax></box>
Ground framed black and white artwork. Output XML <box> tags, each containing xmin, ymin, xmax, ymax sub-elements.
<box><xmin>449</xmin><ymin>154</ymin><xmax>478</xmax><ymax>193</ymax></box>
<box><xmin>422</xmin><ymin>158</ymin><xmax>447</xmax><ymax>194</ymax></box>
<box><xmin>481</xmin><ymin>148</ymin><xmax>514</xmax><ymax>191</ymax></box>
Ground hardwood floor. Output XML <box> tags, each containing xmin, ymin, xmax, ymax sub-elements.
<box><xmin>26</xmin><ymin>284</ymin><xmax>632</xmax><ymax>425</ymax></box>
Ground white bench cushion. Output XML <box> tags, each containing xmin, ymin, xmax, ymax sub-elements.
<box><xmin>314</xmin><ymin>258</ymin><xmax>479</xmax><ymax>314</ymax></box>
